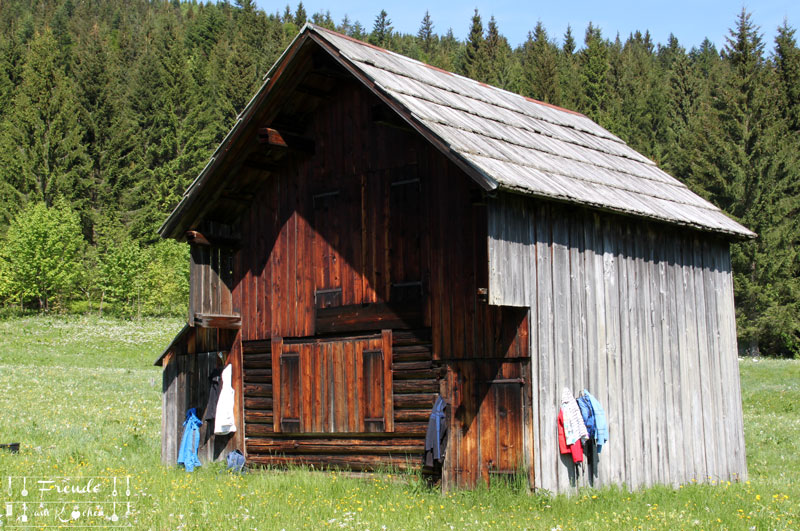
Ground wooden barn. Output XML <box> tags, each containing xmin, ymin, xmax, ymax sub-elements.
<box><xmin>155</xmin><ymin>24</ymin><xmax>754</xmax><ymax>492</ymax></box>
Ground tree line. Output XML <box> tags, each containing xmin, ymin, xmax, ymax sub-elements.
<box><xmin>0</xmin><ymin>1</ymin><xmax>797</xmax><ymax>356</ymax></box>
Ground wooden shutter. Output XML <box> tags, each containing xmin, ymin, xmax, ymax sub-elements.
<box><xmin>271</xmin><ymin>337</ymin><xmax>303</xmax><ymax>434</ymax></box>
<box><xmin>360</xmin><ymin>330</ymin><xmax>394</xmax><ymax>433</ymax></box>
<box><xmin>272</xmin><ymin>333</ymin><xmax>393</xmax><ymax>434</ymax></box>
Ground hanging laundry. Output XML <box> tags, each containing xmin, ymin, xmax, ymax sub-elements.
<box><xmin>203</xmin><ymin>367</ymin><xmax>223</xmax><ymax>421</ymax></box>
<box><xmin>177</xmin><ymin>408</ymin><xmax>203</xmax><ymax>472</ymax></box>
<box><xmin>560</xmin><ymin>388</ymin><xmax>588</xmax><ymax>445</ymax></box>
<box><xmin>214</xmin><ymin>364</ymin><xmax>237</xmax><ymax>435</ymax></box>
<box><xmin>582</xmin><ymin>390</ymin><xmax>608</xmax><ymax>453</ymax></box>
<box><xmin>424</xmin><ymin>396</ymin><xmax>448</xmax><ymax>467</ymax></box>
<box><xmin>576</xmin><ymin>394</ymin><xmax>596</xmax><ymax>439</ymax></box>
<box><xmin>557</xmin><ymin>409</ymin><xmax>584</xmax><ymax>464</ymax></box>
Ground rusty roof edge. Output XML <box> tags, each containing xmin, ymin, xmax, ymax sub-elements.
<box><xmin>158</xmin><ymin>27</ymin><xmax>314</xmax><ymax>240</ymax></box>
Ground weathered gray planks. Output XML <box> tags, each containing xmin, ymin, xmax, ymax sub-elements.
<box><xmin>487</xmin><ymin>192</ymin><xmax>747</xmax><ymax>493</ymax></box>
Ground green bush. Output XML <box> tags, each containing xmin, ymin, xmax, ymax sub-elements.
<box><xmin>1</xmin><ymin>200</ymin><xmax>84</xmax><ymax>311</ymax></box>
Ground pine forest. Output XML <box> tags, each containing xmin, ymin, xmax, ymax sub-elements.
<box><xmin>0</xmin><ymin>1</ymin><xmax>798</xmax><ymax>357</ymax></box>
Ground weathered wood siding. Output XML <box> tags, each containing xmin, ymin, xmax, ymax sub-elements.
<box><xmin>160</xmin><ymin>326</ymin><xmax>238</xmax><ymax>465</ymax></box>
<box><xmin>488</xmin><ymin>192</ymin><xmax>747</xmax><ymax>492</ymax></box>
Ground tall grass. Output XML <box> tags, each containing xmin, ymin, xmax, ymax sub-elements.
<box><xmin>0</xmin><ymin>316</ymin><xmax>797</xmax><ymax>529</ymax></box>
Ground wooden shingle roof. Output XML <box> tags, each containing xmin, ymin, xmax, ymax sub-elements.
<box><xmin>160</xmin><ymin>24</ymin><xmax>755</xmax><ymax>239</ymax></box>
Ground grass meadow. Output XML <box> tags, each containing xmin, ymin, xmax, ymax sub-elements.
<box><xmin>0</xmin><ymin>315</ymin><xmax>797</xmax><ymax>530</ymax></box>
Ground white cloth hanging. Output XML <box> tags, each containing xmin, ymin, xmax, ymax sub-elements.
<box><xmin>214</xmin><ymin>364</ymin><xmax>237</xmax><ymax>435</ymax></box>
<box><xmin>560</xmin><ymin>387</ymin><xmax>588</xmax><ymax>446</ymax></box>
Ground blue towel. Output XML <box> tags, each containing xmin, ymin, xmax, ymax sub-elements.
<box><xmin>583</xmin><ymin>390</ymin><xmax>608</xmax><ymax>453</ymax></box>
<box><xmin>177</xmin><ymin>408</ymin><xmax>203</xmax><ymax>472</ymax></box>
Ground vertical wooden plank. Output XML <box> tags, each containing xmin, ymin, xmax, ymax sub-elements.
<box><xmin>569</xmin><ymin>212</ymin><xmax>588</xmax><ymax>394</ymax></box>
<box><xmin>161</xmin><ymin>352</ymin><xmax>177</xmax><ymax>465</ymax></box>
<box><xmin>325</xmin><ymin>341</ymin><xmax>334</xmax><ymax>432</ymax></box>
<box><xmin>617</xmin><ymin>225</ymin><xmax>636</xmax><ymax>489</ymax></box>
<box><xmin>220</xmin><ymin>249</ymin><xmax>233</xmax><ymax>317</ymax></box>
<box><xmin>301</xmin><ymin>342</ymin><xmax>313</xmax><ymax>432</ymax></box>
<box><xmin>355</xmin><ymin>340</ymin><xmax>366</xmax><ymax>433</ymax></box>
<box><xmin>703</xmin><ymin>240</ymin><xmax>729</xmax><ymax>481</ymax></box>
<box><xmin>641</xmin><ymin>227</ymin><xmax>660</xmax><ymax>486</ymax></box>
<box><xmin>602</xmin><ymin>218</ymin><xmax>624</xmax><ymax>487</ymax></box>
<box><xmin>535</xmin><ymin>203</ymin><xmax>556</xmax><ymax>492</ymax></box>
<box><xmin>196</xmin><ymin>352</ymin><xmax>209</xmax><ymax>462</ymax></box>
<box><xmin>479</xmin><ymin>364</ymin><xmax>498</xmax><ymax>485</ymax></box>
<box><xmin>271</xmin><ymin>337</ymin><xmax>283</xmax><ymax>433</ymax></box>
<box><xmin>588</xmin><ymin>214</ymin><xmax>609</xmax><ymax>486</ymax></box>
<box><xmin>189</xmin><ymin>247</ymin><xmax>199</xmax><ymax>324</ymax></box>
<box><xmin>524</xmin><ymin>205</ymin><xmax>541</xmax><ymax>488</ymax></box>
<box><xmin>461</xmin><ymin>362</ymin><xmax>479</xmax><ymax>487</ymax></box>
<box><xmin>719</xmin><ymin>246</ymin><xmax>747</xmax><ymax>479</ymax></box>
<box><xmin>270</xmin><ymin>206</ymin><xmax>284</xmax><ymax>338</ymax></box>
<box><xmin>695</xmin><ymin>239</ymin><xmax>721</xmax><ymax>480</ymax></box>
<box><xmin>382</xmin><ymin>329</ymin><xmax>394</xmax><ymax>432</ymax></box>
<box><xmin>662</xmin><ymin>233</ymin><xmax>683</xmax><ymax>484</ymax></box>
<box><xmin>681</xmin><ymin>235</ymin><xmax>705</xmax><ymax>481</ymax></box>
<box><xmin>175</xmin><ymin>354</ymin><xmax>187</xmax><ymax>465</ymax></box>
<box><xmin>551</xmin><ymin>211</ymin><xmax>572</xmax><ymax>491</ymax></box>
<box><xmin>651</xmin><ymin>233</ymin><xmax>666</xmax><ymax>485</ymax></box>
<box><xmin>210</xmin><ymin>247</ymin><xmax>220</xmax><ymax>315</ymax></box>
<box><xmin>302</xmin><ymin>201</ymin><xmax>315</xmax><ymax>336</ymax></box>
<box><xmin>710</xmin><ymin>244</ymin><xmax>732</xmax><ymax>480</ymax></box>
<box><xmin>497</xmin><ymin>381</ymin><xmax>523</xmax><ymax>473</ymax></box>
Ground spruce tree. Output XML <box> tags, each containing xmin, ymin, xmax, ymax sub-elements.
<box><xmin>294</xmin><ymin>2</ymin><xmax>307</xmax><ymax>26</ymax></box>
<box><xmin>418</xmin><ymin>11</ymin><xmax>434</xmax><ymax>55</ymax></box>
<box><xmin>522</xmin><ymin>21</ymin><xmax>560</xmax><ymax>104</ymax></box>
<box><xmin>580</xmin><ymin>23</ymin><xmax>610</xmax><ymax>123</ymax></box>
<box><xmin>775</xmin><ymin>20</ymin><xmax>800</xmax><ymax>131</ymax></box>
<box><xmin>371</xmin><ymin>10</ymin><xmax>393</xmax><ymax>47</ymax></box>
<box><xmin>559</xmin><ymin>25</ymin><xmax>582</xmax><ymax>109</ymax></box>
<box><xmin>691</xmin><ymin>9</ymin><xmax>800</xmax><ymax>355</ymax></box>
<box><xmin>0</xmin><ymin>29</ymin><xmax>91</xmax><ymax>226</ymax></box>
<box><xmin>461</xmin><ymin>9</ymin><xmax>487</xmax><ymax>80</ymax></box>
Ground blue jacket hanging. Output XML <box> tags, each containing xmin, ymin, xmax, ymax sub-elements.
<box><xmin>576</xmin><ymin>395</ymin><xmax>597</xmax><ymax>439</ymax></box>
<box><xmin>177</xmin><ymin>408</ymin><xmax>203</xmax><ymax>472</ymax></box>
<box><xmin>582</xmin><ymin>390</ymin><xmax>608</xmax><ymax>453</ymax></box>
<box><xmin>424</xmin><ymin>396</ymin><xmax>447</xmax><ymax>467</ymax></box>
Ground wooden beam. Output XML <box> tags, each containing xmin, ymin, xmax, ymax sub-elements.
<box><xmin>186</xmin><ymin>230</ymin><xmax>211</xmax><ymax>246</ymax></box>
<box><xmin>194</xmin><ymin>313</ymin><xmax>242</xmax><ymax>329</ymax></box>
<box><xmin>315</xmin><ymin>302</ymin><xmax>424</xmax><ymax>334</ymax></box>
<box><xmin>257</xmin><ymin>127</ymin><xmax>315</xmax><ymax>154</ymax></box>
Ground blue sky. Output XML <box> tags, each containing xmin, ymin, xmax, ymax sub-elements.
<box><xmin>256</xmin><ymin>0</ymin><xmax>800</xmax><ymax>51</ymax></box>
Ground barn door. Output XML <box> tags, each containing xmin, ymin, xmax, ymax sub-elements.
<box><xmin>479</xmin><ymin>373</ymin><xmax>524</xmax><ymax>481</ymax></box>
<box><xmin>449</xmin><ymin>360</ymin><xmax>526</xmax><ymax>487</ymax></box>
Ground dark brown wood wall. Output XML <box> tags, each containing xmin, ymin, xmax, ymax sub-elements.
<box><xmin>229</xmin><ymin>78</ymin><xmax>531</xmax><ymax>484</ymax></box>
